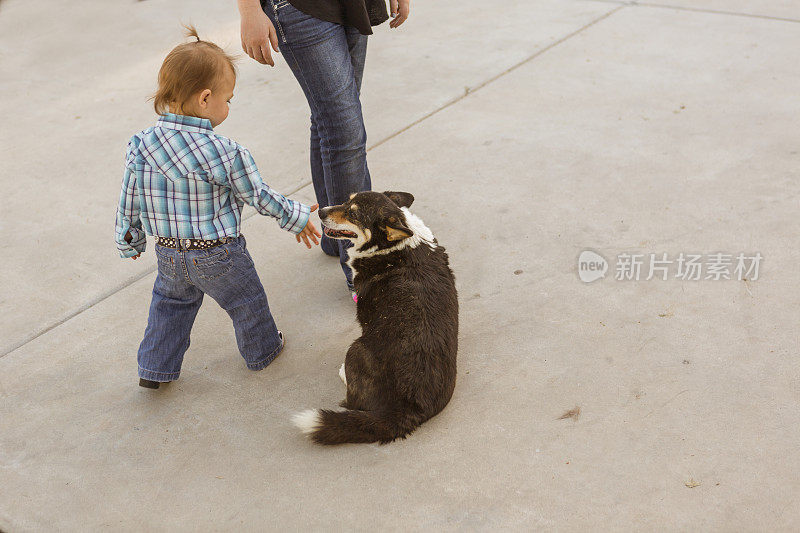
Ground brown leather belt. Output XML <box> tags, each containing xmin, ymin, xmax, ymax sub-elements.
<box><xmin>156</xmin><ymin>236</ymin><xmax>234</xmax><ymax>251</ymax></box>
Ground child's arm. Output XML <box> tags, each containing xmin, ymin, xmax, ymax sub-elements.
<box><xmin>228</xmin><ymin>147</ymin><xmax>320</xmax><ymax>247</ymax></box>
<box><xmin>115</xmin><ymin>142</ymin><xmax>147</xmax><ymax>259</ymax></box>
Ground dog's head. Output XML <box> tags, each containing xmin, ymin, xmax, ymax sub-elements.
<box><xmin>318</xmin><ymin>191</ymin><xmax>415</xmax><ymax>250</ymax></box>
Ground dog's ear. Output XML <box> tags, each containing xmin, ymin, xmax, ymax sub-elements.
<box><xmin>384</xmin><ymin>216</ymin><xmax>414</xmax><ymax>242</ymax></box>
<box><xmin>383</xmin><ymin>191</ymin><xmax>414</xmax><ymax>209</ymax></box>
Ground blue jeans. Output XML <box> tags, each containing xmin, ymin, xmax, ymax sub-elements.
<box><xmin>137</xmin><ymin>235</ymin><xmax>283</xmax><ymax>382</ymax></box>
<box><xmin>264</xmin><ymin>0</ymin><xmax>371</xmax><ymax>289</ymax></box>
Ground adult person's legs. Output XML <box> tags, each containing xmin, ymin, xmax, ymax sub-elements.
<box><xmin>311</xmin><ymin>26</ymin><xmax>369</xmax><ymax>260</ymax></box>
<box><xmin>264</xmin><ymin>1</ymin><xmax>371</xmax><ymax>290</ymax></box>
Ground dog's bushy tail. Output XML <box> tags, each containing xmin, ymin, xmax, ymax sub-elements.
<box><xmin>292</xmin><ymin>408</ymin><xmax>414</xmax><ymax>445</ymax></box>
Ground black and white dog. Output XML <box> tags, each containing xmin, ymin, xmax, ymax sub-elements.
<box><xmin>292</xmin><ymin>191</ymin><xmax>458</xmax><ymax>444</ymax></box>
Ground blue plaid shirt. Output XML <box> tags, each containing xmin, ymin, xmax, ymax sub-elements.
<box><xmin>115</xmin><ymin>113</ymin><xmax>310</xmax><ymax>258</ymax></box>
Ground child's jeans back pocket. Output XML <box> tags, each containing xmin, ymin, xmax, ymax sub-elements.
<box><xmin>155</xmin><ymin>247</ymin><xmax>176</xmax><ymax>280</ymax></box>
<box><xmin>192</xmin><ymin>248</ymin><xmax>234</xmax><ymax>281</ymax></box>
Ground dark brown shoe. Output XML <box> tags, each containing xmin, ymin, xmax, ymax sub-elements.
<box><xmin>139</xmin><ymin>378</ymin><xmax>160</xmax><ymax>389</ymax></box>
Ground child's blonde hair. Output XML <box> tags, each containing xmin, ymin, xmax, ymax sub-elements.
<box><xmin>152</xmin><ymin>25</ymin><xmax>237</xmax><ymax>115</ymax></box>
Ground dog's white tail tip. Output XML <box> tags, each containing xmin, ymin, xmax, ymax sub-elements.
<box><xmin>292</xmin><ymin>409</ymin><xmax>321</xmax><ymax>435</ymax></box>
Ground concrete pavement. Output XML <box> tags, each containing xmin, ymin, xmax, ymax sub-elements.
<box><xmin>1</xmin><ymin>0</ymin><xmax>799</xmax><ymax>530</ymax></box>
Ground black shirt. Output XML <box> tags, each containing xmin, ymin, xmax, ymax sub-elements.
<box><xmin>287</xmin><ymin>0</ymin><xmax>389</xmax><ymax>35</ymax></box>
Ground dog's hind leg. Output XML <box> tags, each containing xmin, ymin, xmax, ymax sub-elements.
<box><xmin>339</xmin><ymin>363</ymin><xmax>347</xmax><ymax>386</ymax></box>
<box><xmin>343</xmin><ymin>339</ymin><xmax>380</xmax><ymax>412</ymax></box>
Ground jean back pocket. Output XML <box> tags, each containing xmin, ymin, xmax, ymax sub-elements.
<box><xmin>193</xmin><ymin>248</ymin><xmax>234</xmax><ymax>281</ymax></box>
<box><xmin>155</xmin><ymin>247</ymin><xmax>176</xmax><ymax>280</ymax></box>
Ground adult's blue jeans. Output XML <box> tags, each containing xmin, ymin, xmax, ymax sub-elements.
<box><xmin>263</xmin><ymin>0</ymin><xmax>372</xmax><ymax>289</ymax></box>
<box><xmin>137</xmin><ymin>235</ymin><xmax>283</xmax><ymax>381</ymax></box>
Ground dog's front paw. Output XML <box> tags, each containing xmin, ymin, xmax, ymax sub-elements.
<box><xmin>339</xmin><ymin>363</ymin><xmax>347</xmax><ymax>386</ymax></box>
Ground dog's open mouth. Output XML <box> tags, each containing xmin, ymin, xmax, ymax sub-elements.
<box><xmin>323</xmin><ymin>226</ymin><xmax>358</xmax><ymax>239</ymax></box>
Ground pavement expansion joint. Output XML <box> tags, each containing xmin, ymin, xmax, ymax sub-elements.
<box><xmin>582</xmin><ymin>0</ymin><xmax>800</xmax><ymax>24</ymax></box>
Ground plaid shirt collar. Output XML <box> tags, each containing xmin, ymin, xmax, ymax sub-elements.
<box><xmin>155</xmin><ymin>113</ymin><xmax>214</xmax><ymax>135</ymax></box>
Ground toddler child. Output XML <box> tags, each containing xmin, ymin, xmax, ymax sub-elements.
<box><xmin>115</xmin><ymin>27</ymin><xmax>320</xmax><ymax>389</ymax></box>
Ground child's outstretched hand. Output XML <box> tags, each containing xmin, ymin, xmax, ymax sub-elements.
<box><xmin>296</xmin><ymin>204</ymin><xmax>321</xmax><ymax>249</ymax></box>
